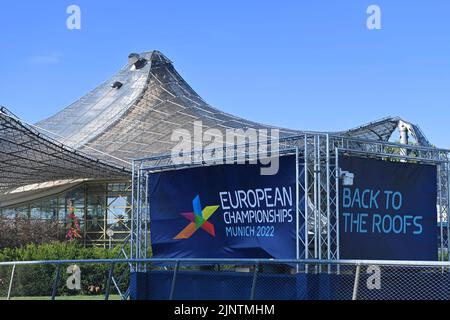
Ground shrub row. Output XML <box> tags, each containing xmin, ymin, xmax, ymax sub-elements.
<box><xmin>0</xmin><ymin>242</ymin><xmax>129</xmax><ymax>297</ymax></box>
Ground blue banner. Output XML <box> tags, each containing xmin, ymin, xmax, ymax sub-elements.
<box><xmin>339</xmin><ymin>156</ymin><xmax>437</xmax><ymax>260</ymax></box>
<box><xmin>149</xmin><ymin>155</ymin><xmax>300</xmax><ymax>259</ymax></box>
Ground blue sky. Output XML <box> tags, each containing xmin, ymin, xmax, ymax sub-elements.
<box><xmin>0</xmin><ymin>1</ymin><xmax>449</xmax><ymax>147</ymax></box>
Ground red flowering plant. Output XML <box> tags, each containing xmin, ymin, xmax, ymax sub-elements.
<box><xmin>66</xmin><ymin>200</ymin><xmax>82</xmax><ymax>240</ymax></box>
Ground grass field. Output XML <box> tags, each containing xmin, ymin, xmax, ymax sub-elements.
<box><xmin>1</xmin><ymin>295</ymin><xmax>123</xmax><ymax>300</ymax></box>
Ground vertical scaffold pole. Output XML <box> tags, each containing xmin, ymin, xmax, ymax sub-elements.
<box><xmin>144</xmin><ymin>172</ymin><xmax>149</xmax><ymax>264</ymax></box>
<box><xmin>130</xmin><ymin>161</ymin><xmax>135</xmax><ymax>268</ymax></box>
<box><xmin>438</xmin><ymin>165</ymin><xmax>444</xmax><ymax>261</ymax></box>
<box><xmin>136</xmin><ymin>166</ymin><xmax>142</xmax><ymax>270</ymax></box>
<box><xmin>304</xmin><ymin>134</ymin><xmax>309</xmax><ymax>260</ymax></box>
<box><xmin>313</xmin><ymin>135</ymin><xmax>318</xmax><ymax>259</ymax></box>
<box><xmin>317</xmin><ymin>135</ymin><xmax>322</xmax><ymax>260</ymax></box>
<box><xmin>447</xmin><ymin>160</ymin><xmax>450</xmax><ymax>261</ymax></box>
<box><xmin>326</xmin><ymin>135</ymin><xmax>331</xmax><ymax>262</ymax></box>
<box><xmin>335</xmin><ymin>148</ymin><xmax>340</xmax><ymax>261</ymax></box>
<box><xmin>296</xmin><ymin>147</ymin><xmax>300</xmax><ymax>262</ymax></box>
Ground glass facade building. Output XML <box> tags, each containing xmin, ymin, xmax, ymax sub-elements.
<box><xmin>0</xmin><ymin>180</ymin><xmax>132</xmax><ymax>247</ymax></box>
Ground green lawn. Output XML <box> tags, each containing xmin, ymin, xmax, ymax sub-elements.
<box><xmin>1</xmin><ymin>295</ymin><xmax>123</xmax><ymax>300</ymax></box>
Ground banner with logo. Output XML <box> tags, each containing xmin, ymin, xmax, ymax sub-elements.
<box><xmin>148</xmin><ymin>155</ymin><xmax>300</xmax><ymax>259</ymax></box>
<box><xmin>339</xmin><ymin>155</ymin><xmax>437</xmax><ymax>260</ymax></box>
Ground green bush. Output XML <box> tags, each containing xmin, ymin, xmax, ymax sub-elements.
<box><xmin>0</xmin><ymin>242</ymin><xmax>130</xmax><ymax>297</ymax></box>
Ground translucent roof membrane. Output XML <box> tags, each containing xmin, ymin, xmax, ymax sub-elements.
<box><xmin>0</xmin><ymin>107</ymin><xmax>129</xmax><ymax>192</ymax></box>
<box><xmin>0</xmin><ymin>50</ymin><xmax>432</xmax><ymax>193</ymax></box>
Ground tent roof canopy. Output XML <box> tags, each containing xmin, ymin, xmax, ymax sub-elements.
<box><xmin>0</xmin><ymin>107</ymin><xmax>129</xmax><ymax>193</ymax></box>
<box><xmin>0</xmin><ymin>50</ymin><xmax>434</xmax><ymax>194</ymax></box>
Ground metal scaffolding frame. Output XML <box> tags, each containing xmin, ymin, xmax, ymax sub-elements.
<box><xmin>0</xmin><ymin>50</ymin><xmax>447</xmax><ymax>264</ymax></box>
<box><xmin>131</xmin><ymin>134</ymin><xmax>450</xmax><ymax>266</ymax></box>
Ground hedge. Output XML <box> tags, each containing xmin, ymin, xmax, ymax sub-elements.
<box><xmin>0</xmin><ymin>242</ymin><xmax>129</xmax><ymax>297</ymax></box>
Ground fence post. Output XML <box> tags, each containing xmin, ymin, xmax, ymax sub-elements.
<box><xmin>250</xmin><ymin>263</ymin><xmax>259</xmax><ymax>300</ymax></box>
<box><xmin>352</xmin><ymin>264</ymin><xmax>361</xmax><ymax>300</ymax></box>
<box><xmin>105</xmin><ymin>262</ymin><xmax>116</xmax><ymax>300</ymax></box>
<box><xmin>51</xmin><ymin>264</ymin><xmax>61</xmax><ymax>300</ymax></box>
<box><xmin>169</xmin><ymin>261</ymin><xmax>180</xmax><ymax>300</ymax></box>
<box><xmin>6</xmin><ymin>264</ymin><xmax>16</xmax><ymax>301</ymax></box>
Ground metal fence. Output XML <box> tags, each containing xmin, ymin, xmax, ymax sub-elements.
<box><xmin>1</xmin><ymin>258</ymin><xmax>450</xmax><ymax>300</ymax></box>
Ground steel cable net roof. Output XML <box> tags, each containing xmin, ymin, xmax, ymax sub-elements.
<box><xmin>0</xmin><ymin>50</ymin><xmax>432</xmax><ymax>193</ymax></box>
<box><xmin>0</xmin><ymin>107</ymin><xmax>129</xmax><ymax>192</ymax></box>
<box><xmin>36</xmin><ymin>51</ymin><xmax>303</xmax><ymax>165</ymax></box>
<box><xmin>339</xmin><ymin>117</ymin><xmax>431</xmax><ymax>146</ymax></box>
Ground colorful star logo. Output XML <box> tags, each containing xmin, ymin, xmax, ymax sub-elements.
<box><xmin>174</xmin><ymin>195</ymin><xmax>219</xmax><ymax>240</ymax></box>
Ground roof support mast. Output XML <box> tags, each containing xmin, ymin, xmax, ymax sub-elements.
<box><xmin>398</xmin><ymin>121</ymin><xmax>409</xmax><ymax>158</ymax></box>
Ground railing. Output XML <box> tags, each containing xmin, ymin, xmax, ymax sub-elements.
<box><xmin>1</xmin><ymin>258</ymin><xmax>450</xmax><ymax>300</ymax></box>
